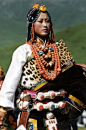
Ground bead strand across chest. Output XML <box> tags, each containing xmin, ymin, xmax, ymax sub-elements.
<box><xmin>30</xmin><ymin>40</ymin><xmax>61</xmax><ymax>81</ymax></box>
<box><xmin>36</xmin><ymin>42</ymin><xmax>55</xmax><ymax>68</ymax></box>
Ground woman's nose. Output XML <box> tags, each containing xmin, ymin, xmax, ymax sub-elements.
<box><xmin>43</xmin><ymin>21</ymin><xmax>47</xmax><ymax>26</ymax></box>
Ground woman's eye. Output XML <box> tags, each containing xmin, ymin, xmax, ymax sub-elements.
<box><xmin>38</xmin><ymin>21</ymin><xmax>42</xmax><ymax>23</ymax></box>
<box><xmin>46</xmin><ymin>20</ymin><xmax>50</xmax><ymax>22</ymax></box>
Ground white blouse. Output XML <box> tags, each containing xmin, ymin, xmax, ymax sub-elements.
<box><xmin>0</xmin><ymin>43</ymin><xmax>32</xmax><ymax>111</ymax></box>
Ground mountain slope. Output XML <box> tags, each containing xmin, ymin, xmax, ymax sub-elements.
<box><xmin>55</xmin><ymin>22</ymin><xmax>86</xmax><ymax>64</ymax></box>
<box><xmin>0</xmin><ymin>17</ymin><xmax>26</xmax><ymax>46</ymax></box>
<box><xmin>0</xmin><ymin>23</ymin><xmax>86</xmax><ymax>72</ymax></box>
<box><xmin>0</xmin><ymin>0</ymin><xmax>86</xmax><ymax>46</ymax></box>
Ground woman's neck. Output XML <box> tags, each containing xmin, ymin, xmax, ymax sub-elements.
<box><xmin>35</xmin><ymin>35</ymin><xmax>48</xmax><ymax>43</ymax></box>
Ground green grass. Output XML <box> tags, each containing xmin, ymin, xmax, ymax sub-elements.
<box><xmin>1</xmin><ymin>0</ymin><xmax>86</xmax><ymax>32</ymax></box>
<box><xmin>1</xmin><ymin>0</ymin><xmax>86</xmax><ymax>47</ymax></box>
<box><xmin>0</xmin><ymin>40</ymin><xmax>24</xmax><ymax>72</ymax></box>
<box><xmin>0</xmin><ymin>17</ymin><xmax>26</xmax><ymax>46</ymax></box>
<box><xmin>78</xmin><ymin>127</ymin><xmax>86</xmax><ymax>130</ymax></box>
<box><xmin>55</xmin><ymin>22</ymin><xmax>86</xmax><ymax>64</ymax></box>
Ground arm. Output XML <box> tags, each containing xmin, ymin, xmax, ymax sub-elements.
<box><xmin>0</xmin><ymin>44</ymin><xmax>31</xmax><ymax>111</ymax></box>
<box><xmin>0</xmin><ymin>44</ymin><xmax>31</xmax><ymax>128</ymax></box>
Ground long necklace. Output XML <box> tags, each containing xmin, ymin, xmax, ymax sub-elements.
<box><xmin>27</xmin><ymin>40</ymin><xmax>61</xmax><ymax>81</ymax></box>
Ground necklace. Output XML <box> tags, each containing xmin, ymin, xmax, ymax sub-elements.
<box><xmin>26</xmin><ymin>39</ymin><xmax>61</xmax><ymax>81</ymax></box>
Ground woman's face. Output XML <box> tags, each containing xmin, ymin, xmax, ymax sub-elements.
<box><xmin>34</xmin><ymin>12</ymin><xmax>51</xmax><ymax>40</ymax></box>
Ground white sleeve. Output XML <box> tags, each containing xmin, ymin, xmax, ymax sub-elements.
<box><xmin>0</xmin><ymin>44</ymin><xmax>31</xmax><ymax>111</ymax></box>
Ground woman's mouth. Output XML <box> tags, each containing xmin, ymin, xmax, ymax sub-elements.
<box><xmin>43</xmin><ymin>29</ymin><xmax>48</xmax><ymax>32</ymax></box>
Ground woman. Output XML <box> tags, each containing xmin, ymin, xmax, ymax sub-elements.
<box><xmin>0</xmin><ymin>4</ymin><xmax>86</xmax><ymax>130</ymax></box>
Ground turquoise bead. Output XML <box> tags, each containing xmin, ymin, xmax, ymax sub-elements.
<box><xmin>51</xmin><ymin>104</ymin><xmax>55</xmax><ymax>109</ymax></box>
<box><xmin>38</xmin><ymin>50</ymin><xmax>44</xmax><ymax>56</ymax></box>
<box><xmin>48</xmin><ymin>47</ymin><xmax>53</xmax><ymax>51</ymax></box>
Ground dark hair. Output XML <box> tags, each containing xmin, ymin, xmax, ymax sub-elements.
<box><xmin>27</xmin><ymin>6</ymin><xmax>52</xmax><ymax>41</ymax></box>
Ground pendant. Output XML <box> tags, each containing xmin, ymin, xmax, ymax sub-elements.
<box><xmin>45</xmin><ymin>112</ymin><xmax>58</xmax><ymax>130</ymax></box>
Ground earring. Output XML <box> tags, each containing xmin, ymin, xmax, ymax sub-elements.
<box><xmin>31</xmin><ymin>23</ymin><xmax>35</xmax><ymax>41</ymax></box>
<box><xmin>51</xmin><ymin>23</ymin><xmax>55</xmax><ymax>43</ymax></box>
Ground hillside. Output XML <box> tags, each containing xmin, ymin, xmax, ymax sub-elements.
<box><xmin>0</xmin><ymin>23</ymin><xmax>86</xmax><ymax>72</ymax></box>
<box><xmin>1</xmin><ymin>0</ymin><xmax>86</xmax><ymax>28</ymax></box>
<box><xmin>0</xmin><ymin>17</ymin><xmax>26</xmax><ymax>46</ymax></box>
<box><xmin>55</xmin><ymin>22</ymin><xmax>86</xmax><ymax>64</ymax></box>
<box><xmin>0</xmin><ymin>0</ymin><xmax>86</xmax><ymax>46</ymax></box>
<box><xmin>0</xmin><ymin>40</ymin><xmax>24</xmax><ymax>72</ymax></box>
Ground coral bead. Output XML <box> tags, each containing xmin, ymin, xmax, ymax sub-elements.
<box><xmin>57</xmin><ymin>68</ymin><xmax>61</xmax><ymax>72</ymax></box>
<box><xmin>44</xmin><ymin>55</ymin><xmax>48</xmax><ymax>59</ymax></box>
<box><xmin>28</xmin><ymin>40</ymin><xmax>61</xmax><ymax>81</ymax></box>
<box><xmin>40</xmin><ymin>70</ymin><xmax>44</xmax><ymax>74</ymax></box>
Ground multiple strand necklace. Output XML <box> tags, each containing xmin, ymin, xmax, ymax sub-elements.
<box><xmin>26</xmin><ymin>38</ymin><xmax>61</xmax><ymax>81</ymax></box>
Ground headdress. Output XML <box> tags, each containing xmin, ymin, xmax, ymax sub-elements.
<box><xmin>27</xmin><ymin>4</ymin><xmax>47</xmax><ymax>25</ymax></box>
<box><xmin>27</xmin><ymin>4</ymin><xmax>54</xmax><ymax>41</ymax></box>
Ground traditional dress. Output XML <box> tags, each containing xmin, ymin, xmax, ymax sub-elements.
<box><xmin>0</xmin><ymin>37</ymin><xmax>86</xmax><ymax>130</ymax></box>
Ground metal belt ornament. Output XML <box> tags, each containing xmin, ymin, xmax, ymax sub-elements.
<box><xmin>16</xmin><ymin>90</ymin><xmax>66</xmax><ymax>130</ymax></box>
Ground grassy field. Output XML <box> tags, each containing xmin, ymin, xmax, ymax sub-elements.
<box><xmin>55</xmin><ymin>22</ymin><xmax>86</xmax><ymax>64</ymax></box>
<box><xmin>0</xmin><ymin>17</ymin><xmax>26</xmax><ymax>46</ymax></box>
<box><xmin>0</xmin><ymin>40</ymin><xmax>24</xmax><ymax>72</ymax></box>
<box><xmin>1</xmin><ymin>0</ymin><xmax>86</xmax><ymax>47</ymax></box>
<box><xmin>78</xmin><ymin>127</ymin><xmax>86</xmax><ymax>130</ymax></box>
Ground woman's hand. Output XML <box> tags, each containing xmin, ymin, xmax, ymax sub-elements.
<box><xmin>0</xmin><ymin>107</ymin><xmax>7</xmax><ymax>129</ymax></box>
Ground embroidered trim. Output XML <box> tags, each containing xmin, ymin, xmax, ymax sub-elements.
<box><xmin>61</xmin><ymin>58</ymin><xmax>74</xmax><ymax>72</ymax></box>
<box><xmin>69</xmin><ymin>94</ymin><xmax>86</xmax><ymax>109</ymax></box>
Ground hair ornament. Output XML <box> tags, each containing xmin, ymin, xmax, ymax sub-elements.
<box><xmin>32</xmin><ymin>4</ymin><xmax>47</xmax><ymax>12</ymax></box>
<box><xmin>39</xmin><ymin>5</ymin><xmax>47</xmax><ymax>12</ymax></box>
<box><xmin>33</xmin><ymin>4</ymin><xmax>39</xmax><ymax>9</ymax></box>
